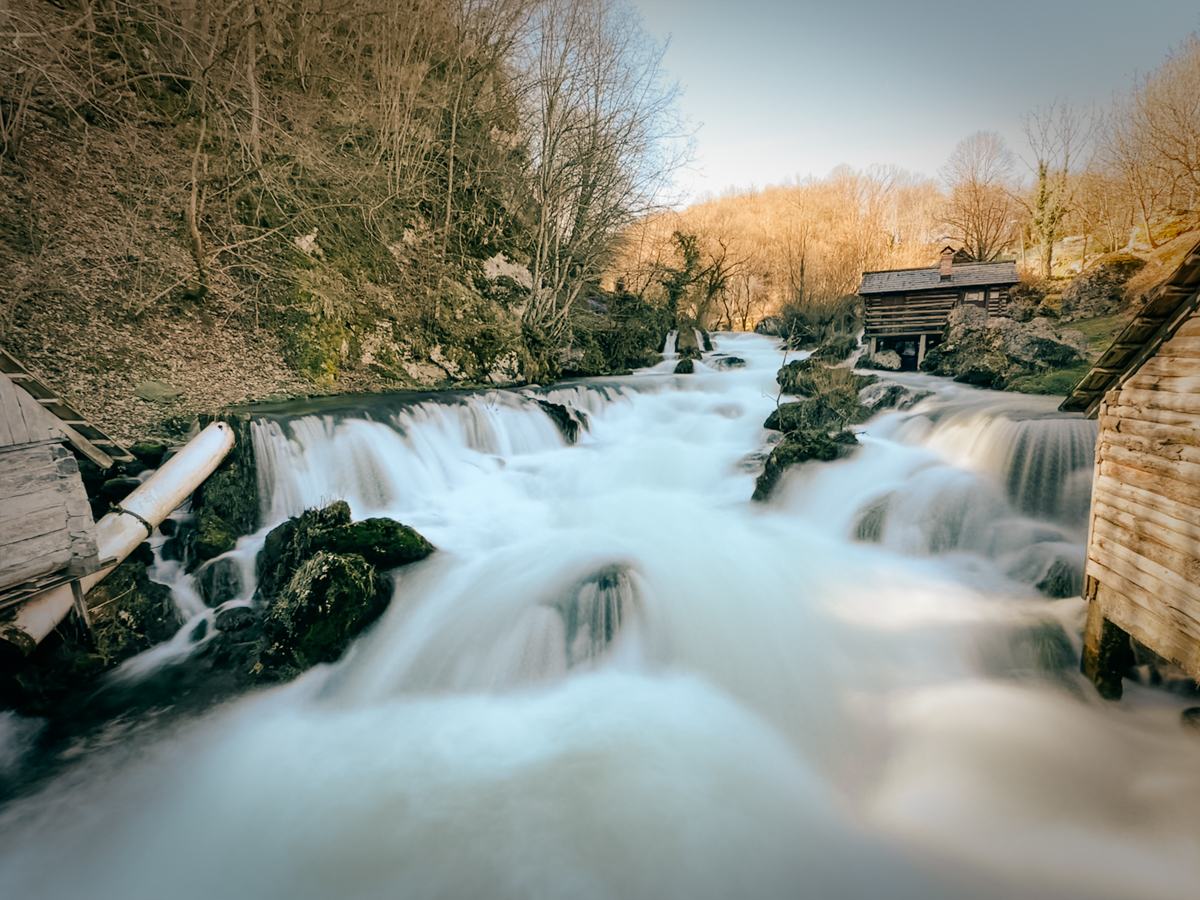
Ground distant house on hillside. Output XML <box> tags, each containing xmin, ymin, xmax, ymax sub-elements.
<box><xmin>860</xmin><ymin>247</ymin><xmax>1020</xmax><ymax>369</ymax></box>
<box><xmin>1059</xmin><ymin>233</ymin><xmax>1200</xmax><ymax>699</ymax></box>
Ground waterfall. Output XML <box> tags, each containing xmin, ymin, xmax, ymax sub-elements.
<box><xmin>2</xmin><ymin>333</ymin><xmax>1198</xmax><ymax>900</ymax></box>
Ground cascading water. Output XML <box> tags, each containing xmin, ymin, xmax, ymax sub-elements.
<box><xmin>2</xmin><ymin>334</ymin><xmax>1199</xmax><ymax>900</ymax></box>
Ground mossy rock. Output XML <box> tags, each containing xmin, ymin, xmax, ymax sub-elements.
<box><xmin>10</xmin><ymin>551</ymin><xmax>185</xmax><ymax>715</ymax></box>
<box><xmin>129</xmin><ymin>440</ymin><xmax>169</xmax><ymax>468</ymax></box>
<box><xmin>194</xmin><ymin>507</ymin><xmax>238</xmax><ymax>563</ymax></box>
<box><xmin>87</xmin><ymin>553</ymin><xmax>185</xmax><ymax>664</ymax></box>
<box><xmin>752</xmin><ymin>430</ymin><xmax>858</xmax><ymax>502</ymax></box>
<box><xmin>674</xmin><ymin>358</ymin><xmax>695</xmax><ymax>374</ymax></box>
<box><xmin>763</xmin><ymin>402</ymin><xmax>807</xmax><ymax>433</ymax></box>
<box><xmin>810</xmin><ymin>333</ymin><xmax>859</xmax><ymax>363</ymax></box>
<box><xmin>193</xmin><ymin>415</ymin><xmax>260</xmax><ymax>537</ymax></box>
<box><xmin>262</xmin><ymin>550</ymin><xmax>382</xmax><ymax>669</ymax></box>
<box><xmin>778</xmin><ymin>360</ymin><xmax>877</xmax><ymax>398</ymax></box>
<box><xmin>322</xmin><ymin>518</ymin><xmax>435</xmax><ymax>569</ymax></box>
<box><xmin>256</xmin><ymin>501</ymin><xmax>354</xmax><ymax>600</ymax></box>
<box><xmin>675</xmin><ymin>326</ymin><xmax>702</xmax><ymax>360</ymax></box>
<box><xmin>776</xmin><ymin>358</ymin><xmax>820</xmax><ymax>395</ymax></box>
<box><xmin>256</xmin><ymin>501</ymin><xmax>435</xmax><ymax>597</ymax></box>
<box><xmin>763</xmin><ymin>391</ymin><xmax>872</xmax><ymax>435</ymax></box>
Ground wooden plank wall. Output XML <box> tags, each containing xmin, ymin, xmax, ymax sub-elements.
<box><xmin>864</xmin><ymin>287</ymin><xmax>1008</xmax><ymax>337</ymax></box>
<box><xmin>0</xmin><ymin>372</ymin><xmax>100</xmax><ymax>602</ymax></box>
<box><xmin>0</xmin><ymin>441</ymin><xmax>99</xmax><ymax>594</ymax></box>
<box><xmin>864</xmin><ymin>290</ymin><xmax>958</xmax><ymax>336</ymax></box>
<box><xmin>1088</xmin><ymin>310</ymin><xmax>1200</xmax><ymax>675</ymax></box>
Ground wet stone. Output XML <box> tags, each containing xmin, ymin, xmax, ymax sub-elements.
<box><xmin>708</xmin><ymin>355</ymin><xmax>746</xmax><ymax>370</ymax></box>
<box><xmin>194</xmin><ymin>508</ymin><xmax>238</xmax><ymax>565</ymax></box>
<box><xmin>196</xmin><ymin>556</ymin><xmax>245</xmax><ymax>607</ymax></box>
<box><xmin>216</xmin><ymin>607</ymin><xmax>255</xmax><ymax>632</ymax></box>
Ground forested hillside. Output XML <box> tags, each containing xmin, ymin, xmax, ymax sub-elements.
<box><xmin>0</xmin><ymin>0</ymin><xmax>687</xmax><ymax>437</ymax></box>
<box><xmin>610</xmin><ymin>35</ymin><xmax>1200</xmax><ymax>341</ymax></box>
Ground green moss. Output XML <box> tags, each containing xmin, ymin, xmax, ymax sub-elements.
<box><xmin>264</xmin><ymin>550</ymin><xmax>382</xmax><ymax>669</ymax></box>
<box><xmin>194</xmin><ymin>415</ymin><xmax>261</xmax><ymax>537</ymax></box>
<box><xmin>195</xmin><ymin>508</ymin><xmax>238</xmax><ymax>562</ymax></box>
<box><xmin>1007</xmin><ymin>363</ymin><xmax>1092</xmax><ymax>396</ymax></box>
<box><xmin>752</xmin><ymin>430</ymin><xmax>856</xmax><ymax>502</ymax></box>
<box><xmin>323</xmin><ymin>518</ymin><xmax>436</xmax><ymax>569</ymax></box>
<box><xmin>810</xmin><ymin>333</ymin><xmax>859</xmax><ymax>363</ymax></box>
<box><xmin>1070</xmin><ymin>315</ymin><xmax>1122</xmax><ymax>353</ymax></box>
<box><xmin>282</xmin><ymin>313</ymin><xmax>348</xmax><ymax>384</ymax></box>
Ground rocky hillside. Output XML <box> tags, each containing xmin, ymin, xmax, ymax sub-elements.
<box><xmin>0</xmin><ymin>0</ymin><xmax>678</xmax><ymax>443</ymax></box>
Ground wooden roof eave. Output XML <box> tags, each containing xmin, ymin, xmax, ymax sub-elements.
<box><xmin>0</xmin><ymin>347</ymin><xmax>132</xmax><ymax>466</ymax></box>
<box><xmin>1059</xmin><ymin>242</ymin><xmax>1200</xmax><ymax>418</ymax></box>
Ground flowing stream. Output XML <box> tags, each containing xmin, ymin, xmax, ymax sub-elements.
<box><xmin>2</xmin><ymin>333</ymin><xmax>1200</xmax><ymax>900</ymax></box>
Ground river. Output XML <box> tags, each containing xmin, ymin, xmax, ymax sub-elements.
<box><xmin>1</xmin><ymin>332</ymin><xmax>1199</xmax><ymax>899</ymax></box>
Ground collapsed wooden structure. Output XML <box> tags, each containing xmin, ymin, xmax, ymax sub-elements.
<box><xmin>0</xmin><ymin>348</ymin><xmax>132</xmax><ymax>618</ymax></box>
<box><xmin>1060</xmin><ymin>234</ymin><xmax>1200</xmax><ymax>698</ymax></box>
<box><xmin>860</xmin><ymin>248</ymin><xmax>1020</xmax><ymax>369</ymax></box>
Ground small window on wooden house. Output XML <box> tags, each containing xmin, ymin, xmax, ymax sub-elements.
<box><xmin>964</xmin><ymin>291</ymin><xmax>985</xmax><ymax>308</ymax></box>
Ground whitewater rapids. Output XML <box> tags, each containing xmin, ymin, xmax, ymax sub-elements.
<box><xmin>1</xmin><ymin>333</ymin><xmax>1199</xmax><ymax>900</ymax></box>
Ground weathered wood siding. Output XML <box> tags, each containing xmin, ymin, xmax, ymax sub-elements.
<box><xmin>1087</xmin><ymin>310</ymin><xmax>1200</xmax><ymax>675</ymax></box>
<box><xmin>864</xmin><ymin>287</ymin><xmax>1007</xmax><ymax>337</ymax></box>
<box><xmin>0</xmin><ymin>441</ymin><xmax>99</xmax><ymax>594</ymax></box>
<box><xmin>0</xmin><ymin>372</ymin><xmax>100</xmax><ymax>605</ymax></box>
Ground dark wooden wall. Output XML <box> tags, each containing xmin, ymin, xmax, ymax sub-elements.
<box><xmin>864</xmin><ymin>287</ymin><xmax>1006</xmax><ymax>337</ymax></box>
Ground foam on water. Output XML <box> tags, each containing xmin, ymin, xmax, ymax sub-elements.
<box><xmin>2</xmin><ymin>333</ymin><xmax>1197</xmax><ymax>900</ymax></box>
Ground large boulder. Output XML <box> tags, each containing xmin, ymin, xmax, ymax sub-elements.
<box><xmin>1060</xmin><ymin>253</ymin><xmax>1146</xmax><ymax>320</ymax></box>
<box><xmin>991</xmin><ymin>317</ymin><xmax>1087</xmax><ymax>368</ymax></box>
<box><xmin>755</xmin><ymin>316</ymin><xmax>786</xmax><ymax>336</ymax></box>
<box><xmin>256</xmin><ymin>501</ymin><xmax>434</xmax><ymax>602</ymax></box>
<box><xmin>859</xmin><ymin>381</ymin><xmax>932</xmax><ymax>412</ymax></box>
<box><xmin>752</xmin><ymin>430</ymin><xmax>858</xmax><ymax>501</ymax></box>
<box><xmin>860</xmin><ymin>350</ymin><xmax>902</xmax><ymax>371</ymax></box>
<box><xmin>261</xmin><ymin>551</ymin><xmax>383</xmax><ymax>669</ymax></box>
<box><xmin>921</xmin><ymin>306</ymin><xmax>1087</xmax><ymax>389</ymax></box>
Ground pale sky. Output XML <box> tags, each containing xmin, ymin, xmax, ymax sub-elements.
<box><xmin>633</xmin><ymin>0</ymin><xmax>1200</xmax><ymax>202</ymax></box>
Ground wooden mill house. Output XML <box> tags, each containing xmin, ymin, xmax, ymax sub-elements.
<box><xmin>0</xmin><ymin>347</ymin><xmax>133</xmax><ymax>651</ymax></box>
<box><xmin>1060</xmin><ymin>235</ymin><xmax>1200</xmax><ymax>698</ymax></box>
<box><xmin>860</xmin><ymin>247</ymin><xmax>1020</xmax><ymax>369</ymax></box>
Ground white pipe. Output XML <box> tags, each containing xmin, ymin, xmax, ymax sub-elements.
<box><xmin>0</xmin><ymin>421</ymin><xmax>236</xmax><ymax>655</ymax></box>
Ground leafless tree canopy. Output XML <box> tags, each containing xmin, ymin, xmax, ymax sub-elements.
<box><xmin>939</xmin><ymin>131</ymin><xmax>1018</xmax><ymax>262</ymax></box>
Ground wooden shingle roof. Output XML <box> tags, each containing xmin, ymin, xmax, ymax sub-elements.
<box><xmin>1060</xmin><ymin>234</ymin><xmax>1200</xmax><ymax>418</ymax></box>
<box><xmin>859</xmin><ymin>261</ymin><xmax>1020</xmax><ymax>295</ymax></box>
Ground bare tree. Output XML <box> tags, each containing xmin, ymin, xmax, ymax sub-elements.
<box><xmin>939</xmin><ymin>131</ymin><xmax>1018</xmax><ymax>261</ymax></box>
<box><xmin>517</xmin><ymin>0</ymin><xmax>690</xmax><ymax>342</ymax></box>
<box><xmin>1019</xmin><ymin>102</ymin><xmax>1097</xmax><ymax>277</ymax></box>
<box><xmin>1095</xmin><ymin>35</ymin><xmax>1200</xmax><ymax>248</ymax></box>
<box><xmin>1134</xmin><ymin>34</ymin><xmax>1200</xmax><ymax>203</ymax></box>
